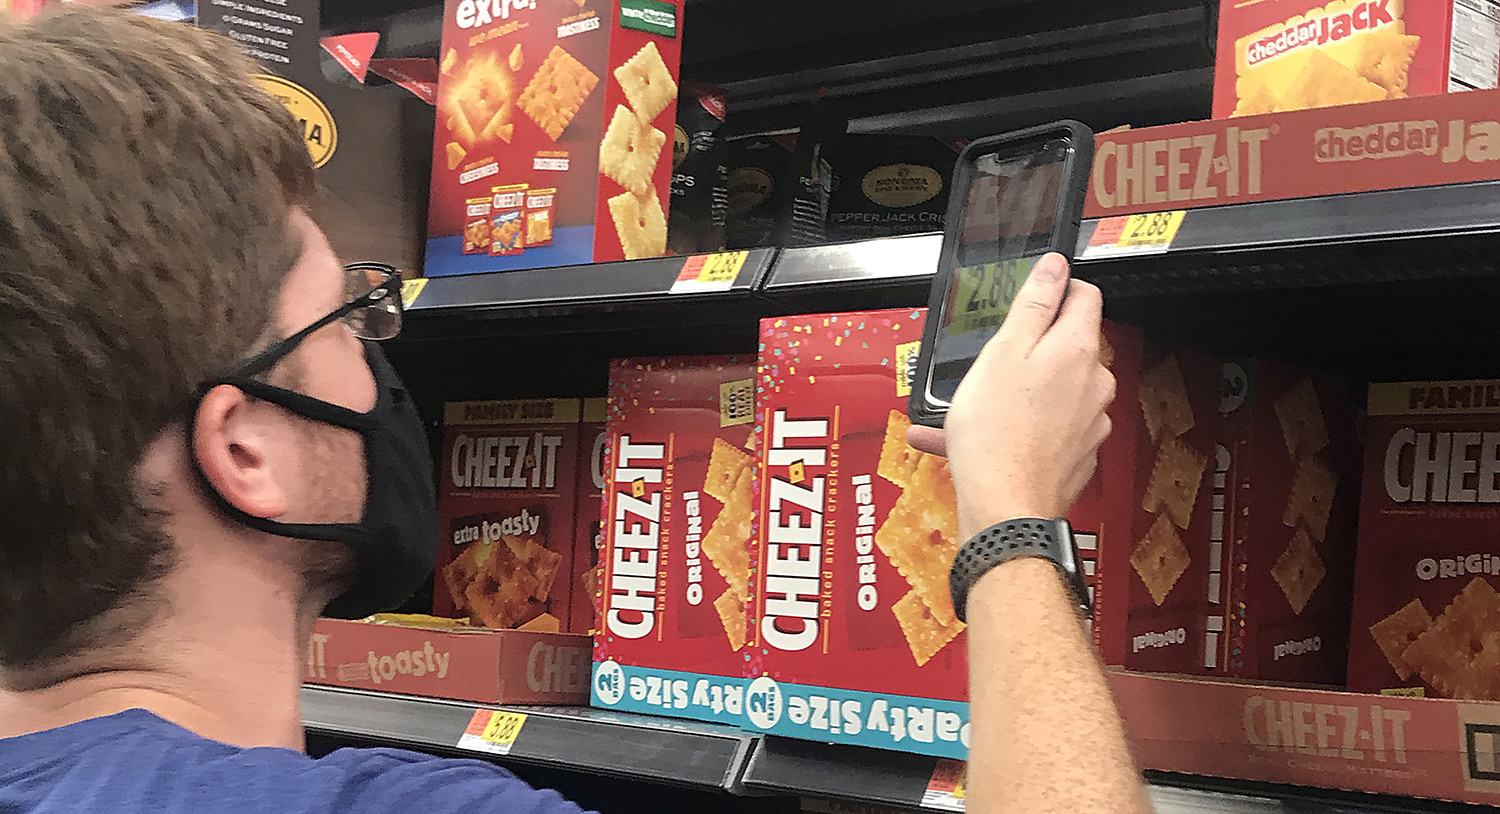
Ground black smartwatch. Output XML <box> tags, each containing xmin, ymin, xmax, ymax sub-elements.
<box><xmin>949</xmin><ymin>518</ymin><xmax>1092</xmax><ymax>623</ymax></box>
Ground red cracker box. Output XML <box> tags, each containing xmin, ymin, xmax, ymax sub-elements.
<box><xmin>1127</xmin><ymin>346</ymin><xmax>1231</xmax><ymax>676</ymax></box>
<box><xmin>1219</xmin><ymin>360</ymin><xmax>1362</xmax><ymax>684</ymax></box>
<box><xmin>307</xmin><ymin>618</ymin><xmax>590</xmax><ymax>705</ymax></box>
<box><xmin>435</xmin><ymin>399</ymin><xmax>583</xmax><ymax>633</ymax></box>
<box><xmin>1214</xmin><ymin>1</ymin><xmax>1498</xmax><ymax>119</ymax></box>
<box><xmin>426</xmin><ymin>0</ymin><xmax>683</xmax><ymax>276</ymax></box>
<box><xmin>1348</xmin><ymin>381</ymin><xmax>1500</xmax><ymax>701</ymax></box>
<box><xmin>571</xmin><ymin>397</ymin><xmax>608</xmax><ymax>634</ymax></box>
<box><xmin>590</xmin><ymin>356</ymin><xmax>758</xmax><ymax>726</ymax></box>
<box><xmin>742</xmin><ymin>310</ymin><xmax>1144</xmax><ymax>759</ymax></box>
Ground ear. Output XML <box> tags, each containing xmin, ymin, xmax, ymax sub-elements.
<box><xmin>192</xmin><ymin>384</ymin><xmax>290</xmax><ymax>519</ymax></box>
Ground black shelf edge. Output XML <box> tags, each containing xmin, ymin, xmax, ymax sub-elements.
<box><xmin>300</xmin><ymin>686</ymin><xmax>755</xmax><ymax>792</ymax></box>
<box><xmin>406</xmin><ymin>248</ymin><xmax>776</xmax><ymax>315</ymax></box>
<box><xmin>1077</xmin><ymin>180</ymin><xmax>1500</xmax><ymax>261</ymax></box>
<box><xmin>761</xmin><ymin>233</ymin><xmax>941</xmax><ymax>291</ymax></box>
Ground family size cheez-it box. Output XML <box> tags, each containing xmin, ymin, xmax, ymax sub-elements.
<box><xmin>1214</xmin><ymin>0</ymin><xmax>1500</xmax><ymax>119</ymax></box>
<box><xmin>435</xmin><ymin>399</ymin><xmax>582</xmax><ymax>632</ymax></box>
<box><xmin>427</xmin><ymin>0</ymin><xmax>683</xmax><ymax>276</ymax></box>
<box><xmin>1348</xmin><ymin>381</ymin><xmax>1500</xmax><ymax>701</ymax></box>
<box><xmin>590</xmin><ymin>356</ymin><xmax>758</xmax><ymax>725</ymax></box>
<box><xmin>742</xmin><ymin>310</ymin><xmax>1144</xmax><ymax>759</ymax></box>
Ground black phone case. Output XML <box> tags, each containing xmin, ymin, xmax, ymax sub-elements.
<box><xmin>907</xmin><ymin>120</ymin><xmax>1095</xmax><ymax>428</ymax></box>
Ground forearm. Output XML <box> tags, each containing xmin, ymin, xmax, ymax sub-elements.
<box><xmin>964</xmin><ymin>558</ymin><xmax>1151</xmax><ymax>814</ymax></box>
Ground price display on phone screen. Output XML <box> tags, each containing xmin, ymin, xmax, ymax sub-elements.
<box><xmin>925</xmin><ymin>137</ymin><xmax>1072</xmax><ymax>406</ymax></box>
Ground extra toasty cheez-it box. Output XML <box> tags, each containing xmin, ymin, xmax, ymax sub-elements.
<box><xmin>742</xmin><ymin>310</ymin><xmax>1143</xmax><ymax>759</ymax></box>
<box><xmin>426</xmin><ymin>0</ymin><xmax>683</xmax><ymax>275</ymax></box>
<box><xmin>591</xmin><ymin>356</ymin><xmax>758</xmax><ymax>725</ymax></box>
<box><xmin>435</xmin><ymin>399</ymin><xmax>583</xmax><ymax>632</ymax></box>
<box><xmin>1348</xmin><ymin>381</ymin><xmax>1500</xmax><ymax>701</ymax></box>
<box><xmin>1214</xmin><ymin>0</ymin><xmax>1499</xmax><ymax>119</ymax></box>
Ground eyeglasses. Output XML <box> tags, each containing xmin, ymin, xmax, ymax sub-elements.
<box><xmin>232</xmin><ymin>262</ymin><xmax>403</xmax><ymax>379</ymax></box>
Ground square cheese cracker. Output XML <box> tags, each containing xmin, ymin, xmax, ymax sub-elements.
<box><xmin>1138</xmin><ymin>355</ymin><xmax>1195</xmax><ymax>440</ymax></box>
<box><xmin>1274</xmin><ymin>376</ymin><xmax>1329</xmax><ymax>460</ymax></box>
<box><xmin>875</xmin><ymin>454</ymin><xmax>961</xmax><ymax>625</ymax></box>
<box><xmin>1401</xmin><ymin>578</ymin><xmax>1500</xmax><ymax>701</ymax></box>
<box><xmin>1141</xmin><ymin>435</ymin><xmax>1208</xmax><ymax>529</ymax></box>
<box><xmin>1354</xmin><ymin>28</ymin><xmax>1421</xmax><ymax>97</ymax></box>
<box><xmin>1130</xmin><ymin>514</ymin><xmax>1190</xmax><ymax>606</ymax></box>
<box><xmin>704</xmin><ymin>436</ymin><xmax>753</xmax><ymax>504</ymax></box>
<box><xmin>599</xmin><ymin>105</ymin><xmax>666</xmax><ymax>197</ymax></box>
<box><xmin>1369</xmin><ymin>599</ymin><xmax>1433</xmax><ymax>681</ymax></box>
<box><xmin>1283</xmin><ymin>48</ymin><xmax>1387</xmax><ymax>110</ymax></box>
<box><xmin>607</xmin><ymin>189</ymin><xmax>668</xmax><ymax>259</ymax></box>
<box><xmin>892</xmin><ymin>589</ymin><xmax>965</xmax><ymax>667</ymax></box>
<box><xmin>1283</xmin><ymin>454</ymin><xmax>1338</xmax><ymax>542</ymax></box>
<box><xmin>714</xmin><ymin>588</ymin><xmax>748</xmax><ymax>651</ymax></box>
<box><xmin>877</xmin><ymin>409</ymin><xmax>923</xmax><ymax>489</ymax></box>
<box><xmin>702</xmin><ymin>467</ymin><xmax>753</xmax><ymax>599</ymax></box>
<box><xmin>1270</xmin><ymin>529</ymin><xmax>1326</xmax><ymax>615</ymax></box>
<box><xmin>517</xmin><ymin>45</ymin><xmax>599</xmax><ymax>141</ymax></box>
<box><xmin>613</xmin><ymin>41</ymin><xmax>678</xmax><ymax>123</ymax></box>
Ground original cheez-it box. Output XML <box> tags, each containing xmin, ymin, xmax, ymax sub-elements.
<box><xmin>427</xmin><ymin>0</ymin><xmax>683</xmax><ymax>276</ymax></box>
<box><xmin>1214</xmin><ymin>0</ymin><xmax>1499</xmax><ymax>119</ymax></box>
<box><xmin>591</xmin><ymin>356</ymin><xmax>758</xmax><ymax>725</ymax></box>
<box><xmin>435</xmin><ymin>399</ymin><xmax>582</xmax><ymax>632</ymax></box>
<box><xmin>571</xmin><ymin>397</ymin><xmax>608</xmax><ymax>634</ymax></box>
<box><xmin>743</xmin><ymin>310</ymin><xmax>1144</xmax><ymax>758</ymax></box>
<box><xmin>1348</xmin><ymin>381</ymin><xmax>1500</xmax><ymax>701</ymax></box>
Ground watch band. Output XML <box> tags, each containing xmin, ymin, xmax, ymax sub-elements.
<box><xmin>948</xmin><ymin>517</ymin><xmax>1092</xmax><ymax>623</ymax></box>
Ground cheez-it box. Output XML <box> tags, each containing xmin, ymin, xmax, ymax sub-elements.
<box><xmin>591</xmin><ymin>356</ymin><xmax>758</xmax><ymax>725</ymax></box>
<box><xmin>571</xmin><ymin>397</ymin><xmax>608</xmax><ymax>634</ymax></box>
<box><xmin>435</xmin><ymin>399</ymin><xmax>582</xmax><ymax>632</ymax></box>
<box><xmin>1215</xmin><ymin>0</ymin><xmax>1499</xmax><ymax>119</ymax></box>
<box><xmin>426</xmin><ymin>0</ymin><xmax>683</xmax><ymax>275</ymax></box>
<box><xmin>1348</xmin><ymin>381</ymin><xmax>1500</xmax><ymax>701</ymax></box>
<box><xmin>1220</xmin><ymin>359</ymin><xmax>1361</xmax><ymax>684</ymax></box>
<box><xmin>742</xmin><ymin>311</ymin><xmax>1143</xmax><ymax>759</ymax></box>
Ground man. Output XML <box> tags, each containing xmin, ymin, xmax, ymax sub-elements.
<box><xmin>0</xmin><ymin>8</ymin><xmax>1148</xmax><ymax>814</ymax></box>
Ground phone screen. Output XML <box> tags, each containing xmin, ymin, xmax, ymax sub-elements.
<box><xmin>924</xmin><ymin>136</ymin><xmax>1075</xmax><ymax>406</ymax></box>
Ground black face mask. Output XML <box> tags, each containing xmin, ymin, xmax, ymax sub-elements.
<box><xmin>190</xmin><ymin>342</ymin><xmax>437</xmax><ymax>618</ymax></box>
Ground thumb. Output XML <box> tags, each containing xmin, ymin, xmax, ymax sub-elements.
<box><xmin>992</xmin><ymin>253</ymin><xmax>1071</xmax><ymax>353</ymax></box>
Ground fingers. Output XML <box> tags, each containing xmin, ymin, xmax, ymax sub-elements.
<box><xmin>1051</xmin><ymin>279</ymin><xmax>1103</xmax><ymax>340</ymax></box>
<box><xmin>992</xmin><ymin>252</ymin><xmax>1071</xmax><ymax>354</ymax></box>
<box><xmin>906</xmin><ymin>424</ymin><xmax>948</xmax><ymax>457</ymax></box>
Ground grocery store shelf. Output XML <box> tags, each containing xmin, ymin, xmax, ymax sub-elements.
<box><xmin>404</xmin><ymin>249</ymin><xmax>775</xmax><ymax>317</ymax></box>
<box><xmin>763</xmin><ymin>233</ymin><xmax>940</xmax><ymax>292</ymax></box>
<box><xmin>300</xmin><ymin>686</ymin><xmax>755</xmax><ymax>791</ymax></box>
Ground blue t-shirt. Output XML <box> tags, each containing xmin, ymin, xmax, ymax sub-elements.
<box><xmin>0</xmin><ymin>709</ymin><xmax>590</xmax><ymax>814</ymax></box>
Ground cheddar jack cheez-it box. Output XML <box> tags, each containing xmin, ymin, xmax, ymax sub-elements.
<box><xmin>1347</xmin><ymin>381</ymin><xmax>1500</xmax><ymax>700</ymax></box>
<box><xmin>743</xmin><ymin>310</ymin><xmax>1143</xmax><ymax>758</ymax></box>
<box><xmin>435</xmin><ymin>399</ymin><xmax>582</xmax><ymax>633</ymax></box>
<box><xmin>427</xmin><ymin>0</ymin><xmax>682</xmax><ymax>275</ymax></box>
<box><xmin>591</xmin><ymin>357</ymin><xmax>757</xmax><ymax>725</ymax></box>
<box><xmin>1214</xmin><ymin>0</ymin><xmax>1500</xmax><ymax>119</ymax></box>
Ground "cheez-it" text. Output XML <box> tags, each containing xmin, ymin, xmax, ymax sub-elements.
<box><xmin>761</xmin><ymin>410</ymin><xmax>831</xmax><ymax>652</ymax></box>
<box><xmin>606</xmin><ymin>436</ymin><xmax>665</xmax><ymax>639</ymax></box>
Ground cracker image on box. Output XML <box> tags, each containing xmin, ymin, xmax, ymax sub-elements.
<box><xmin>518</xmin><ymin>45</ymin><xmax>599</xmax><ymax>141</ymax></box>
<box><xmin>1270</xmin><ymin>528</ymin><xmax>1326</xmax><ymax>614</ymax></box>
<box><xmin>1369</xmin><ymin>598</ymin><xmax>1433</xmax><ymax>681</ymax></box>
<box><xmin>600</xmin><ymin>105</ymin><xmax>667</xmax><ymax>197</ymax></box>
<box><xmin>1131</xmin><ymin>514</ymin><xmax>1191</xmax><ymax>606</ymax></box>
<box><xmin>1399</xmin><ymin>579</ymin><xmax>1500</xmax><ymax>700</ymax></box>
<box><xmin>607</xmin><ymin>188</ymin><xmax>668</xmax><ymax>259</ymax></box>
<box><xmin>1139</xmin><ymin>354</ymin><xmax>1195</xmax><ymax>441</ymax></box>
<box><xmin>1142</xmin><ymin>435</ymin><xmax>1209</xmax><ymax>529</ymax></box>
<box><xmin>614</xmin><ymin>41</ymin><xmax>678</xmax><ymax>123</ymax></box>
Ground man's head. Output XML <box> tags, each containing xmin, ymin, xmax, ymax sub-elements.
<box><xmin>0</xmin><ymin>8</ymin><xmax>342</xmax><ymax>686</ymax></box>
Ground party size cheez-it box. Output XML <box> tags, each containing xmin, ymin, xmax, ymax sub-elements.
<box><xmin>435</xmin><ymin>399</ymin><xmax>584</xmax><ymax>632</ymax></box>
<box><xmin>1214</xmin><ymin>0</ymin><xmax>1500</xmax><ymax>119</ymax></box>
<box><xmin>743</xmin><ymin>310</ymin><xmax>1143</xmax><ymax>759</ymax></box>
<box><xmin>591</xmin><ymin>356</ymin><xmax>758</xmax><ymax>725</ymax></box>
<box><xmin>1347</xmin><ymin>381</ymin><xmax>1500</xmax><ymax>701</ymax></box>
<box><xmin>427</xmin><ymin>0</ymin><xmax>683</xmax><ymax>275</ymax></box>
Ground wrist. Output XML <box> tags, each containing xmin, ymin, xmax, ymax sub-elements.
<box><xmin>958</xmin><ymin>500</ymin><xmax>1060</xmax><ymax>541</ymax></box>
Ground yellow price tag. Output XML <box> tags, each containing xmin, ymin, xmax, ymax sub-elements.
<box><xmin>401</xmin><ymin>278</ymin><xmax>429</xmax><ymax>308</ymax></box>
<box><xmin>695</xmin><ymin>250</ymin><xmax>749</xmax><ymax>284</ymax></box>
<box><xmin>947</xmin><ymin>258</ymin><xmax>1035</xmax><ymax>336</ymax></box>
<box><xmin>457</xmin><ymin>709</ymin><xmax>528</xmax><ymax>755</ymax></box>
<box><xmin>1116</xmin><ymin>210</ymin><xmax>1186</xmax><ymax>248</ymax></box>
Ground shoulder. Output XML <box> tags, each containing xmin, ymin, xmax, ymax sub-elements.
<box><xmin>297</xmin><ymin>747</ymin><xmax>589</xmax><ymax>814</ymax></box>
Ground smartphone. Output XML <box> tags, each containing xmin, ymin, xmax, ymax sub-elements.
<box><xmin>908</xmin><ymin>120</ymin><xmax>1094</xmax><ymax>427</ymax></box>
